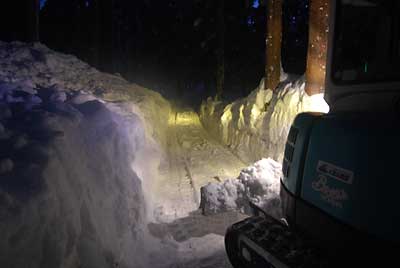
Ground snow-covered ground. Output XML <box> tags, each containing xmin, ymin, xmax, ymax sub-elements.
<box><xmin>147</xmin><ymin>108</ymin><xmax>250</xmax><ymax>267</ymax></box>
<box><xmin>0</xmin><ymin>41</ymin><xmax>310</xmax><ymax>268</ymax></box>
<box><xmin>200</xmin><ymin>76</ymin><xmax>329</xmax><ymax>163</ymax></box>
<box><xmin>0</xmin><ymin>41</ymin><xmax>259</xmax><ymax>268</ymax></box>
<box><xmin>153</xmin><ymin>109</ymin><xmax>247</xmax><ymax>221</ymax></box>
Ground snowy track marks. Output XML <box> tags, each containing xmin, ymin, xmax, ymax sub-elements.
<box><xmin>154</xmin><ymin>110</ymin><xmax>246</xmax><ymax>220</ymax></box>
<box><xmin>150</xmin><ymin>109</ymin><xmax>247</xmax><ymax>267</ymax></box>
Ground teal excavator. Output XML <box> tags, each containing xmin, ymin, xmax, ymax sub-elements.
<box><xmin>225</xmin><ymin>0</ymin><xmax>400</xmax><ymax>267</ymax></box>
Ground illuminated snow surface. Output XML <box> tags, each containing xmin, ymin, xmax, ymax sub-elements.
<box><xmin>0</xmin><ymin>41</ymin><xmax>171</xmax><ymax>268</ymax></box>
<box><xmin>152</xmin><ymin>110</ymin><xmax>246</xmax><ymax>221</ymax></box>
<box><xmin>0</xmin><ymin>41</ymin><xmax>253</xmax><ymax>268</ymax></box>
<box><xmin>0</xmin><ymin>41</ymin><xmax>317</xmax><ymax>268</ymax></box>
<box><xmin>200</xmin><ymin>76</ymin><xmax>329</xmax><ymax>163</ymax></box>
<box><xmin>200</xmin><ymin>158</ymin><xmax>283</xmax><ymax>220</ymax></box>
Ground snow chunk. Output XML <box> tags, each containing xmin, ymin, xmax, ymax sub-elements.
<box><xmin>200</xmin><ymin>180</ymin><xmax>240</xmax><ymax>214</ymax></box>
<box><xmin>200</xmin><ymin>158</ymin><xmax>282</xmax><ymax>219</ymax></box>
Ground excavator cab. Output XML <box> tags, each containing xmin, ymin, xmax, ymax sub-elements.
<box><xmin>225</xmin><ymin>1</ymin><xmax>400</xmax><ymax>267</ymax></box>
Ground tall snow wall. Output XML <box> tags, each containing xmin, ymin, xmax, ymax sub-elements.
<box><xmin>0</xmin><ymin>41</ymin><xmax>171</xmax><ymax>268</ymax></box>
<box><xmin>199</xmin><ymin>77</ymin><xmax>329</xmax><ymax>164</ymax></box>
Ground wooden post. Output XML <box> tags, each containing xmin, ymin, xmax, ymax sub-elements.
<box><xmin>265</xmin><ymin>0</ymin><xmax>282</xmax><ymax>91</ymax></box>
<box><xmin>305</xmin><ymin>0</ymin><xmax>331</xmax><ymax>96</ymax></box>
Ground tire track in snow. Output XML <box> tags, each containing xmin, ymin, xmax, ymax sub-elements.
<box><xmin>183</xmin><ymin>156</ymin><xmax>200</xmax><ymax>206</ymax></box>
<box><xmin>154</xmin><ymin>109</ymin><xmax>247</xmax><ymax>220</ymax></box>
<box><xmin>151</xmin><ymin>108</ymin><xmax>247</xmax><ymax>267</ymax></box>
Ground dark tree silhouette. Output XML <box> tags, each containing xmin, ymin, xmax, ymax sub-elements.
<box><xmin>37</xmin><ymin>0</ymin><xmax>266</xmax><ymax>103</ymax></box>
<box><xmin>27</xmin><ymin>0</ymin><xmax>40</xmax><ymax>42</ymax></box>
<box><xmin>0</xmin><ymin>0</ymin><xmax>39</xmax><ymax>42</ymax></box>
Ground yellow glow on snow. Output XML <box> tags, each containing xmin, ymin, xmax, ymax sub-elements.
<box><xmin>221</xmin><ymin>104</ymin><xmax>233</xmax><ymax>124</ymax></box>
<box><xmin>199</xmin><ymin>77</ymin><xmax>331</xmax><ymax>164</ymax></box>
<box><xmin>169</xmin><ymin>110</ymin><xmax>202</xmax><ymax>126</ymax></box>
<box><xmin>250</xmin><ymin>105</ymin><xmax>261</xmax><ymax>130</ymax></box>
<box><xmin>221</xmin><ymin>104</ymin><xmax>233</xmax><ymax>143</ymax></box>
<box><xmin>238</xmin><ymin>104</ymin><xmax>245</xmax><ymax>129</ymax></box>
<box><xmin>302</xmin><ymin>93</ymin><xmax>330</xmax><ymax>113</ymax></box>
<box><xmin>168</xmin><ymin>114</ymin><xmax>175</xmax><ymax>125</ymax></box>
<box><xmin>209</xmin><ymin>103</ymin><xmax>216</xmax><ymax>116</ymax></box>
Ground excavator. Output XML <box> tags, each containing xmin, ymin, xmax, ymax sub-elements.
<box><xmin>225</xmin><ymin>0</ymin><xmax>400</xmax><ymax>267</ymax></box>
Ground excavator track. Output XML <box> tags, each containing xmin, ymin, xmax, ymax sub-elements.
<box><xmin>225</xmin><ymin>214</ymin><xmax>329</xmax><ymax>268</ymax></box>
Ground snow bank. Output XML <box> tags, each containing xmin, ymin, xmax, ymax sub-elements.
<box><xmin>0</xmin><ymin>40</ymin><xmax>172</xmax><ymax>217</ymax></box>
<box><xmin>200</xmin><ymin>77</ymin><xmax>329</xmax><ymax>163</ymax></box>
<box><xmin>200</xmin><ymin>158</ymin><xmax>283</xmax><ymax>219</ymax></box>
<box><xmin>0</xmin><ymin>41</ymin><xmax>171</xmax><ymax>268</ymax></box>
<box><xmin>0</xmin><ymin>91</ymin><xmax>150</xmax><ymax>268</ymax></box>
<box><xmin>0</xmin><ymin>41</ymin><xmax>171</xmax><ymax>147</ymax></box>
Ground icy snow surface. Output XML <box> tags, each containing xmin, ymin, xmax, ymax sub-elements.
<box><xmin>0</xmin><ymin>41</ymin><xmax>258</xmax><ymax>268</ymax></box>
<box><xmin>200</xmin><ymin>76</ymin><xmax>329</xmax><ymax>163</ymax></box>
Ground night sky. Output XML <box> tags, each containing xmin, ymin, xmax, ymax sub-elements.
<box><xmin>40</xmin><ymin>0</ymin><xmax>47</xmax><ymax>10</ymax></box>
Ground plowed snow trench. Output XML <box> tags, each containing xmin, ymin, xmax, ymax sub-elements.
<box><xmin>149</xmin><ymin>109</ymin><xmax>248</xmax><ymax>267</ymax></box>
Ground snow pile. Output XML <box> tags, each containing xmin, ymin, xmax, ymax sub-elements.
<box><xmin>200</xmin><ymin>77</ymin><xmax>329</xmax><ymax>163</ymax></box>
<box><xmin>0</xmin><ymin>41</ymin><xmax>172</xmax><ymax>268</ymax></box>
<box><xmin>200</xmin><ymin>158</ymin><xmax>283</xmax><ymax>219</ymax></box>
<box><xmin>0</xmin><ymin>89</ymin><xmax>151</xmax><ymax>267</ymax></box>
<box><xmin>0</xmin><ymin>41</ymin><xmax>171</xmax><ymax>147</ymax></box>
<box><xmin>0</xmin><ymin>40</ymin><xmax>172</xmax><ymax>218</ymax></box>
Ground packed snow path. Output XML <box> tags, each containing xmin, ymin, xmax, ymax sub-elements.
<box><xmin>154</xmin><ymin>108</ymin><xmax>247</xmax><ymax>219</ymax></box>
<box><xmin>149</xmin><ymin>108</ymin><xmax>248</xmax><ymax>267</ymax></box>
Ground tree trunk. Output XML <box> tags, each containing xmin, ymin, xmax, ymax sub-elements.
<box><xmin>265</xmin><ymin>0</ymin><xmax>282</xmax><ymax>91</ymax></box>
<box><xmin>26</xmin><ymin>0</ymin><xmax>40</xmax><ymax>42</ymax></box>
<box><xmin>305</xmin><ymin>0</ymin><xmax>331</xmax><ymax>96</ymax></box>
<box><xmin>215</xmin><ymin>0</ymin><xmax>225</xmax><ymax>101</ymax></box>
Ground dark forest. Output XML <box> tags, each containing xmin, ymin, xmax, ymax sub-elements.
<box><xmin>1</xmin><ymin>0</ymin><xmax>309</xmax><ymax>106</ymax></box>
